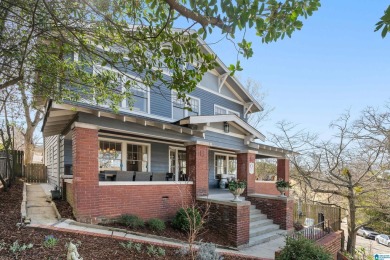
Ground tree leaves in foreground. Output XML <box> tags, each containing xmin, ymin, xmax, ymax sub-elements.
<box><xmin>0</xmin><ymin>0</ymin><xmax>321</xmax><ymax>107</ymax></box>
<box><xmin>271</xmin><ymin>105</ymin><xmax>390</xmax><ymax>255</ymax></box>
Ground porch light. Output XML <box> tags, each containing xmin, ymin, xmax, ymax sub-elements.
<box><xmin>224</xmin><ymin>122</ymin><xmax>229</xmax><ymax>133</ymax></box>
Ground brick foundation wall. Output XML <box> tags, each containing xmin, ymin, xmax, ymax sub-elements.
<box><xmin>254</xmin><ymin>181</ymin><xmax>280</xmax><ymax>196</ymax></box>
<box><xmin>198</xmin><ymin>199</ymin><xmax>250</xmax><ymax>247</ymax></box>
<box><xmin>65</xmin><ymin>182</ymin><xmax>74</xmax><ymax>208</ymax></box>
<box><xmin>97</xmin><ymin>184</ymin><xmax>193</xmax><ymax>221</ymax></box>
<box><xmin>247</xmin><ymin>195</ymin><xmax>294</xmax><ymax>230</ymax></box>
<box><xmin>316</xmin><ymin>230</ymin><xmax>343</xmax><ymax>260</ymax></box>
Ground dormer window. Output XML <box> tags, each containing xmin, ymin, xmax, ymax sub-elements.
<box><xmin>172</xmin><ymin>92</ymin><xmax>200</xmax><ymax>120</ymax></box>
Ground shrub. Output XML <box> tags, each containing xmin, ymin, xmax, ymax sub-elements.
<box><xmin>9</xmin><ymin>240</ymin><xmax>33</xmax><ymax>255</ymax></box>
<box><xmin>172</xmin><ymin>207</ymin><xmax>201</xmax><ymax>232</ymax></box>
<box><xmin>119</xmin><ymin>241</ymin><xmax>133</xmax><ymax>250</ymax></box>
<box><xmin>276</xmin><ymin>236</ymin><xmax>332</xmax><ymax>260</ymax></box>
<box><xmin>147</xmin><ymin>218</ymin><xmax>166</xmax><ymax>231</ymax></box>
<box><xmin>119</xmin><ymin>214</ymin><xmax>145</xmax><ymax>228</ymax></box>
<box><xmin>43</xmin><ymin>235</ymin><xmax>58</xmax><ymax>248</ymax></box>
<box><xmin>196</xmin><ymin>243</ymin><xmax>223</xmax><ymax>260</ymax></box>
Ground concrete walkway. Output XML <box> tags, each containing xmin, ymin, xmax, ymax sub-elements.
<box><xmin>24</xmin><ymin>183</ymin><xmax>284</xmax><ymax>259</ymax></box>
<box><xmin>25</xmin><ymin>183</ymin><xmax>58</xmax><ymax>225</ymax></box>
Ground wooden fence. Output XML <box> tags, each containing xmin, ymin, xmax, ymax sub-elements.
<box><xmin>25</xmin><ymin>164</ymin><xmax>47</xmax><ymax>183</ymax></box>
<box><xmin>294</xmin><ymin>201</ymin><xmax>341</xmax><ymax>231</ymax></box>
<box><xmin>0</xmin><ymin>157</ymin><xmax>10</xmax><ymax>183</ymax></box>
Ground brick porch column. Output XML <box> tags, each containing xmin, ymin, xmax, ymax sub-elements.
<box><xmin>186</xmin><ymin>141</ymin><xmax>209</xmax><ymax>197</ymax></box>
<box><xmin>277</xmin><ymin>158</ymin><xmax>290</xmax><ymax>196</ymax></box>
<box><xmin>237</xmin><ymin>151</ymin><xmax>256</xmax><ymax>196</ymax></box>
<box><xmin>72</xmin><ymin>123</ymin><xmax>100</xmax><ymax>223</ymax></box>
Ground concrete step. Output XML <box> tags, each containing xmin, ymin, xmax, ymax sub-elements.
<box><xmin>248</xmin><ymin>230</ymin><xmax>287</xmax><ymax>246</ymax></box>
<box><xmin>250</xmin><ymin>218</ymin><xmax>275</xmax><ymax>229</ymax></box>
<box><xmin>250</xmin><ymin>205</ymin><xmax>257</xmax><ymax>210</ymax></box>
<box><xmin>249</xmin><ymin>224</ymin><xmax>280</xmax><ymax>238</ymax></box>
<box><xmin>250</xmin><ymin>208</ymin><xmax>262</xmax><ymax>215</ymax></box>
<box><xmin>250</xmin><ymin>213</ymin><xmax>267</xmax><ymax>222</ymax></box>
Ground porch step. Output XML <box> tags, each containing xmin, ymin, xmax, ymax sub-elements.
<box><xmin>249</xmin><ymin>212</ymin><xmax>267</xmax><ymax>222</ymax></box>
<box><xmin>248</xmin><ymin>230</ymin><xmax>287</xmax><ymax>246</ymax></box>
<box><xmin>248</xmin><ymin>204</ymin><xmax>286</xmax><ymax>246</ymax></box>
<box><xmin>250</xmin><ymin>224</ymin><xmax>280</xmax><ymax>238</ymax></box>
<box><xmin>250</xmin><ymin>218</ymin><xmax>276</xmax><ymax>229</ymax></box>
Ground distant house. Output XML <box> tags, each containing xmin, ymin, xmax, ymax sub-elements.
<box><xmin>41</xmin><ymin>36</ymin><xmax>294</xmax><ymax>247</ymax></box>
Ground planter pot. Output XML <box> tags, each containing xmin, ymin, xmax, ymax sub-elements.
<box><xmin>230</xmin><ymin>187</ymin><xmax>245</xmax><ymax>202</ymax></box>
<box><xmin>51</xmin><ymin>190</ymin><xmax>61</xmax><ymax>200</ymax></box>
<box><xmin>277</xmin><ymin>187</ymin><xmax>288</xmax><ymax>197</ymax></box>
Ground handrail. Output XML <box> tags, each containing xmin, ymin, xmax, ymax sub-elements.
<box><xmin>290</xmin><ymin>221</ymin><xmax>334</xmax><ymax>241</ymax></box>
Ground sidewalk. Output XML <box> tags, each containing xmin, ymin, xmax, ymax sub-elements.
<box><xmin>24</xmin><ymin>183</ymin><xmax>283</xmax><ymax>259</ymax></box>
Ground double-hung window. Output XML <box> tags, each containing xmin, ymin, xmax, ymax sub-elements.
<box><xmin>214</xmin><ymin>154</ymin><xmax>237</xmax><ymax>179</ymax></box>
<box><xmin>214</xmin><ymin>105</ymin><xmax>240</xmax><ymax>117</ymax></box>
<box><xmin>172</xmin><ymin>92</ymin><xmax>200</xmax><ymax>120</ymax></box>
<box><xmin>93</xmin><ymin>65</ymin><xmax>149</xmax><ymax>113</ymax></box>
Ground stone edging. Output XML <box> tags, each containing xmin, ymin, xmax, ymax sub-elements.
<box><xmin>21</xmin><ymin>182</ymin><xmax>28</xmax><ymax>223</ymax></box>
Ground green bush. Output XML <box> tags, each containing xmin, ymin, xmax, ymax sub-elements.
<box><xmin>119</xmin><ymin>214</ymin><xmax>145</xmax><ymax>228</ymax></box>
<box><xmin>276</xmin><ymin>236</ymin><xmax>332</xmax><ymax>260</ymax></box>
<box><xmin>147</xmin><ymin>218</ymin><xmax>166</xmax><ymax>231</ymax></box>
<box><xmin>172</xmin><ymin>207</ymin><xmax>202</xmax><ymax>232</ymax></box>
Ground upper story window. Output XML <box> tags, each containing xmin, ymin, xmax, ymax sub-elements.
<box><xmin>172</xmin><ymin>92</ymin><xmax>200</xmax><ymax>120</ymax></box>
<box><xmin>93</xmin><ymin>65</ymin><xmax>149</xmax><ymax>113</ymax></box>
<box><xmin>214</xmin><ymin>105</ymin><xmax>240</xmax><ymax>117</ymax></box>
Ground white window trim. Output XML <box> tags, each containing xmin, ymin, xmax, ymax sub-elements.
<box><xmin>98</xmin><ymin>137</ymin><xmax>151</xmax><ymax>172</ymax></box>
<box><xmin>214</xmin><ymin>153</ymin><xmax>237</xmax><ymax>180</ymax></box>
<box><xmin>92</xmin><ymin>64</ymin><xmax>150</xmax><ymax>114</ymax></box>
<box><xmin>171</xmin><ymin>91</ymin><xmax>201</xmax><ymax>120</ymax></box>
<box><xmin>168</xmin><ymin>146</ymin><xmax>186</xmax><ymax>181</ymax></box>
<box><xmin>214</xmin><ymin>104</ymin><xmax>240</xmax><ymax>117</ymax></box>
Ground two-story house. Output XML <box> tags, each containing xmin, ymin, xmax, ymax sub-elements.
<box><xmin>42</xmin><ymin>36</ymin><xmax>293</xmax><ymax>247</ymax></box>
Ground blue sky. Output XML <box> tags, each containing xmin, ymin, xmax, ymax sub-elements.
<box><xmin>202</xmin><ymin>1</ymin><xmax>390</xmax><ymax>140</ymax></box>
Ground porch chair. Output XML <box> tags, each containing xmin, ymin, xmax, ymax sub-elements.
<box><xmin>151</xmin><ymin>172</ymin><xmax>168</xmax><ymax>181</ymax></box>
<box><xmin>116</xmin><ymin>171</ymin><xmax>134</xmax><ymax>181</ymax></box>
<box><xmin>134</xmin><ymin>171</ymin><xmax>152</xmax><ymax>181</ymax></box>
<box><xmin>166</xmin><ymin>172</ymin><xmax>174</xmax><ymax>181</ymax></box>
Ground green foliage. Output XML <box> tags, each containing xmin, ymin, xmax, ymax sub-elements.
<box><xmin>146</xmin><ymin>245</ymin><xmax>157</xmax><ymax>256</ymax></box>
<box><xmin>133</xmin><ymin>243</ymin><xmax>142</xmax><ymax>253</ymax></box>
<box><xmin>375</xmin><ymin>5</ymin><xmax>390</xmax><ymax>38</ymax></box>
<box><xmin>276</xmin><ymin>236</ymin><xmax>332</xmax><ymax>260</ymax></box>
<box><xmin>119</xmin><ymin>241</ymin><xmax>133</xmax><ymax>250</ymax></box>
<box><xmin>172</xmin><ymin>207</ymin><xmax>202</xmax><ymax>232</ymax></box>
<box><xmin>0</xmin><ymin>241</ymin><xmax>6</xmax><ymax>251</ymax></box>
<box><xmin>9</xmin><ymin>240</ymin><xmax>33</xmax><ymax>255</ymax></box>
<box><xmin>147</xmin><ymin>218</ymin><xmax>166</xmax><ymax>231</ymax></box>
<box><xmin>227</xmin><ymin>179</ymin><xmax>246</xmax><ymax>191</ymax></box>
<box><xmin>1</xmin><ymin>0</ymin><xmax>321</xmax><ymax>109</ymax></box>
<box><xmin>343</xmin><ymin>247</ymin><xmax>374</xmax><ymax>260</ymax></box>
<box><xmin>43</xmin><ymin>235</ymin><xmax>58</xmax><ymax>248</ymax></box>
<box><xmin>275</xmin><ymin>179</ymin><xmax>292</xmax><ymax>188</ymax></box>
<box><xmin>119</xmin><ymin>214</ymin><xmax>145</xmax><ymax>228</ymax></box>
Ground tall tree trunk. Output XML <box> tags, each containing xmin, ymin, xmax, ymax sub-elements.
<box><xmin>24</xmin><ymin>127</ymin><xmax>36</xmax><ymax>164</ymax></box>
<box><xmin>346</xmin><ymin>197</ymin><xmax>357</xmax><ymax>254</ymax></box>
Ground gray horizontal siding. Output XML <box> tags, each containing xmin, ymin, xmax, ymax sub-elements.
<box><xmin>208</xmin><ymin>150</ymin><xmax>218</xmax><ymax>188</ymax></box>
<box><xmin>45</xmin><ymin>135</ymin><xmax>60</xmax><ymax>187</ymax></box>
<box><xmin>204</xmin><ymin>131</ymin><xmax>247</xmax><ymax>151</ymax></box>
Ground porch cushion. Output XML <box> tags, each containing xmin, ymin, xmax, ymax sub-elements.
<box><xmin>134</xmin><ymin>171</ymin><xmax>152</xmax><ymax>181</ymax></box>
<box><xmin>151</xmin><ymin>172</ymin><xmax>168</xmax><ymax>181</ymax></box>
<box><xmin>116</xmin><ymin>171</ymin><xmax>134</xmax><ymax>181</ymax></box>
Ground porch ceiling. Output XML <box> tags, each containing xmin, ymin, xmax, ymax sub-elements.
<box><xmin>42</xmin><ymin>101</ymin><xmax>205</xmax><ymax>138</ymax></box>
<box><xmin>179</xmin><ymin>114</ymin><xmax>266</xmax><ymax>141</ymax></box>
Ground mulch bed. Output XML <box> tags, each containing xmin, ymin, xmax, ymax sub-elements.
<box><xmin>54</xmin><ymin>194</ymin><xmax>232</xmax><ymax>247</ymax></box>
<box><xmin>0</xmin><ymin>180</ymin><xmax>254</xmax><ymax>259</ymax></box>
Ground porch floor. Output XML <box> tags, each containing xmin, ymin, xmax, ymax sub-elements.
<box><xmin>202</xmin><ymin>188</ymin><xmax>245</xmax><ymax>202</ymax></box>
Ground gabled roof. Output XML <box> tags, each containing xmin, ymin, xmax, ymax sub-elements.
<box><xmin>178</xmin><ymin>114</ymin><xmax>265</xmax><ymax>141</ymax></box>
<box><xmin>197</xmin><ymin>37</ymin><xmax>263</xmax><ymax>114</ymax></box>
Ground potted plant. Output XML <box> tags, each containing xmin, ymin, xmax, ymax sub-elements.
<box><xmin>228</xmin><ymin>179</ymin><xmax>246</xmax><ymax>202</ymax></box>
<box><xmin>50</xmin><ymin>186</ymin><xmax>61</xmax><ymax>200</ymax></box>
<box><xmin>275</xmin><ymin>179</ymin><xmax>292</xmax><ymax>196</ymax></box>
